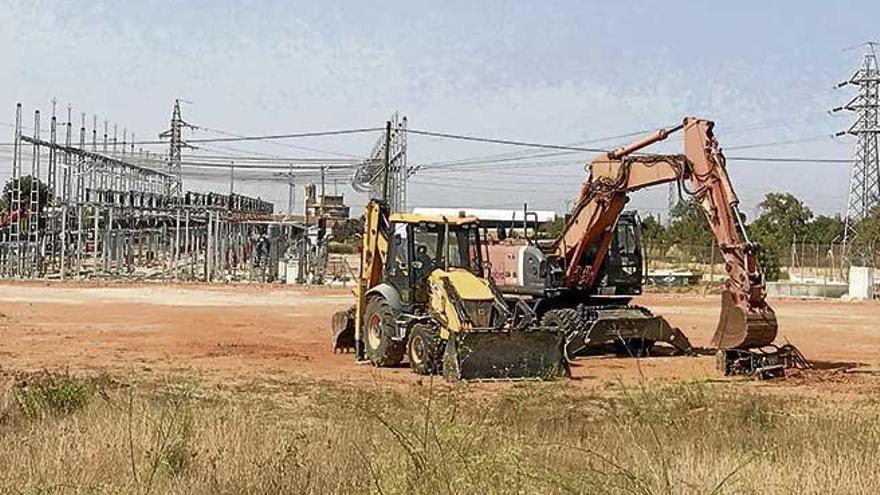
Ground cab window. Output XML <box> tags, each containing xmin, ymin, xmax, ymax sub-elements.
<box><xmin>618</xmin><ymin>223</ymin><xmax>638</xmax><ymax>256</ymax></box>
<box><xmin>388</xmin><ymin>223</ymin><xmax>409</xmax><ymax>278</ymax></box>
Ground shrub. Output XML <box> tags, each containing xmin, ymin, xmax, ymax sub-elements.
<box><xmin>12</xmin><ymin>372</ymin><xmax>95</xmax><ymax>419</ymax></box>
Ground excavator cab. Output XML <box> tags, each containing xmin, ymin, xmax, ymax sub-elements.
<box><xmin>594</xmin><ymin>211</ymin><xmax>644</xmax><ymax>297</ymax></box>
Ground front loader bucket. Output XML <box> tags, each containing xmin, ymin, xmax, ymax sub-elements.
<box><xmin>443</xmin><ymin>330</ymin><xmax>569</xmax><ymax>381</ymax></box>
<box><xmin>710</xmin><ymin>290</ymin><xmax>778</xmax><ymax>349</ymax></box>
<box><xmin>331</xmin><ymin>306</ymin><xmax>356</xmax><ymax>353</ymax></box>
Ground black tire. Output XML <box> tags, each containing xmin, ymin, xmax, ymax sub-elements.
<box><xmin>407</xmin><ymin>323</ymin><xmax>441</xmax><ymax>375</ymax></box>
<box><xmin>540</xmin><ymin>308</ymin><xmax>582</xmax><ymax>334</ymax></box>
<box><xmin>363</xmin><ymin>297</ymin><xmax>405</xmax><ymax>366</ymax></box>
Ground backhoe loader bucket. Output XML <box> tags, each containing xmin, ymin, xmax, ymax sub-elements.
<box><xmin>443</xmin><ymin>330</ymin><xmax>569</xmax><ymax>381</ymax></box>
<box><xmin>331</xmin><ymin>306</ymin><xmax>356</xmax><ymax>353</ymax></box>
<box><xmin>711</xmin><ymin>290</ymin><xmax>778</xmax><ymax>349</ymax></box>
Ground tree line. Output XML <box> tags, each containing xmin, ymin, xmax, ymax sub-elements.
<box><xmin>642</xmin><ymin>192</ymin><xmax>848</xmax><ymax>280</ymax></box>
<box><xmin>542</xmin><ymin>192</ymin><xmax>852</xmax><ymax>281</ymax></box>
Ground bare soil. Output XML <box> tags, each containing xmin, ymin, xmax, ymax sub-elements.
<box><xmin>2</xmin><ymin>281</ymin><xmax>879</xmax><ymax>393</ymax></box>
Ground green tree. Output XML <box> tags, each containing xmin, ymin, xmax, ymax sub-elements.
<box><xmin>1</xmin><ymin>175</ymin><xmax>52</xmax><ymax>214</ymax></box>
<box><xmin>665</xmin><ymin>200</ymin><xmax>712</xmax><ymax>257</ymax></box>
<box><xmin>748</xmin><ymin>193</ymin><xmax>813</xmax><ymax>248</ymax></box>
<box><xmin>849</xmin><ymin>207</ymin><xmax>880</xmax><ymax>262</ymax></box>
<box><xmin>804</xmin><ymin>214</ymin><xmax>845</xmax><ymax>245</ymax></box>
<box><xmin>747</xmin><ymin>193</ymin><xmax>814</xmax><ymax>282</ymax></box>
<box><xmin>639</xmin><ymin>213</ymin><xmax>666</xmax><ymax>255</ymax></box>
<box><xmin>540</xmin><ymin>216</ymin><xmax>565</xmax><ymax>240</ymax></box>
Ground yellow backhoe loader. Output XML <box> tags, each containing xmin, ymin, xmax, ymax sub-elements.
<box><xmin>332</xmin><ymin>200</ymin><xmax>568</xmax><ymax>380</ymax></box>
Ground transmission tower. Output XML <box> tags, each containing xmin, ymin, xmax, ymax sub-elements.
<box><xmin>836</xmin><ymin>43</ymin><xmax>880</xmax><ymax>258</ymax></box>
<box><xmin>159</xmin><ymin>99</ymin><xmax>192</xmax><ymax>198</ymax></box>
<box><xmin>666</xmin><ymin>182</ymin><xmax>677</xmax><ymax>225</ymax></box>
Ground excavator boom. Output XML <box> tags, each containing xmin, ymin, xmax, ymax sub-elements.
<box><xmin>553</xmin><ymin>117</ymin><xmax>777</xmax><ymax>350</ymax></box>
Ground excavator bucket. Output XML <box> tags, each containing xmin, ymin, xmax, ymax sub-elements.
<box><xmin>711</xmin><ymin>289</ymin><xmax>778</xmax><ymax>349</ymax></box>
<box><xmin>442</xmin><ymin>330</ymin><xmax>569</xmax><ymax>381</ymax></box>
<box><xmin>331</xmin><ymin>306</ymin><xmax>356</xmax><ymax>353</ymax></box>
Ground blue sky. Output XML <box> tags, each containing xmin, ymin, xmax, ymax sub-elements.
<box><xmin>0</xmin><ymin>0</ymin><xmax>876</xmax><ymax>218</ymax></box>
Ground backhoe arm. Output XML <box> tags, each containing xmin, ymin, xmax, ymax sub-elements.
<box><xmin>553</xmin><ymin>117</ymin><xmax>777</xmax><ymax>349</ymax></box>
<box><xmin>353</xmin><ymin>200</ymin><xmax>390</xmax><ymax>357</ymax></box>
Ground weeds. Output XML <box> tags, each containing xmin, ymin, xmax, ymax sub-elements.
<box><xmin>10</xmin><ymin>371</ymin><xmax>98</xmax><ymax>420</ymax></box>
<box><xmin>0</xmin><ymin>373</ymin><xmax>878</xmax><ymax>494</ymax></box>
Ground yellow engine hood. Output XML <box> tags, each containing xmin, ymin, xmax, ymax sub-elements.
<box><xmin>430</xmin><ymin>269</ymin><xmax>494</xmax><ymax>301</ymax></box>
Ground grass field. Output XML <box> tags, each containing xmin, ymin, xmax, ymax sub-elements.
<box><xmin>2</xmin><ymin>371</ymin><xmax>879</xmax><ymax>495</ymax></box>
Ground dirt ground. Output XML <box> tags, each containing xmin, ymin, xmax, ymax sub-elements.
<box><xmin>1</xmin><ymin>281</ymin><xmax>879</xmax><ymax>394</ymax></box>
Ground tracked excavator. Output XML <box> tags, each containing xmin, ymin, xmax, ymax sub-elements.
<box><xmin>488</xmin><ymin>117</ymin><xmax>784</xmax><ymax>374</ymax></box>
<box><xmin>331</xmin><ymin>200</ymin><xmax>568</xmax><ymax>380</ymax></box>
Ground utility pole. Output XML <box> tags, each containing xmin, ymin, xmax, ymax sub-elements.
<box><xmin>355</xmin><ymin>113</ymin><xmax>407</xmax><ymax>212</ymax></box>
<box><xmin>287</xmin><ymin>164</ymin><xmax>294</xmax><ymax>215</ymax></box>
<box><xmin>835</xmin><ymin>42</ymin><xmax>880</xmax><ymax>263</ymax></box>
<box><xmin>229</xmin><ymin>162</ymin><xmax>235</xmax><ymax>195</ymax></box>
<box><xmin>320</xmin><ymin>165</ymin><xmax>326</xmax><ymax>219</ymax></box>
<box><xmin>382</xmin><ymin>120</ymin><xmax>391</xmax><ymax>202</ymax></box>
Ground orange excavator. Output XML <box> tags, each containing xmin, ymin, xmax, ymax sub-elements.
<box><xmin>489</xmin><ymin>117</ymin><xmax>801</xmax><ymax>377</ymax></box>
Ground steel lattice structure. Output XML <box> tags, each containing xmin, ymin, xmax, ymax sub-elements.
<box><xmin>352</xmin><ymin>112</ymin><xmax>408</xmax><ymax>212</ymax></box>
<box><xmin>159</xmin><ymin>99</ymin><xmax>191</xmax><ymax>198</ymax></box>
<box><xmin>0</xmin><ymin>102</ymin><xmax>287</xmax><ymax>282</ymax></box>
<box><xmin>838</xmin><ymin>44</ymin><xmax>880</xmax><ymax>256</ymax></box>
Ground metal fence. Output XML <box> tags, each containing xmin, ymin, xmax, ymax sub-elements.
<box><xmin>645</xmin><ymin>242</ymin><xmax>850</xmax><ymax>283</ymax></box>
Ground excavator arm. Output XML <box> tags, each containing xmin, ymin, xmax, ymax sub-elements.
<box><xmin>553</xmin><ymin>117</ymin><xmax>777</xmax><ymax>350</ymax></box>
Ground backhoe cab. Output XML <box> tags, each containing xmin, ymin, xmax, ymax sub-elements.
<box><xmin>332</xmin><ymin>202</ymin><xmax>568</xmax><ymax>380</ymax></box>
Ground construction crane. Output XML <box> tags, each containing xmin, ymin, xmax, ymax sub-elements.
<box><xmin>488</xmin><ymin>117</ymin><xmax>788</xmax><ymax>376</ymax></box>
<box><xmin>331</xmin><ymin>200</ymin><xmax>568</xmax><ymax>380</ymax></box>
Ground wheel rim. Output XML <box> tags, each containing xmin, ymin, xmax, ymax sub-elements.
<box><xmin>367</xmin><ymin>313</ymin><xmax>382</xmax><ymax>349</ymax></box>
<box><xmin>410</xmin><ymin>334</ymin><xmax>425</xmax><ymax>365</ymax></box>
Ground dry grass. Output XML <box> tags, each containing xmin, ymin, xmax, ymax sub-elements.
<box><xmin>1</xmin><ymin>371</ymin><xmax>879</xmax><ymax>494</ymax></box>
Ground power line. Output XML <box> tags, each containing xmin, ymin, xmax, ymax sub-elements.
<box><xmin>405</xmin><ymin>127</ymin><xmax>851</xmax><ymax>166</ymax></box>
<box><xmin>404</xmin><ymin>128</ymin><xmax>611</xmax><ymax>153</ymax></box>
<box><xmin>178</xmin><ymin>161</ymin><xmax>359</xmax><ymax>170</ymax></box>
<box><xmin>723</xmin><ymin>135</ymin><xmax>839</xmax><ymax>151</ymax></box>
<box><xmin>172</xmin><ymin>154</ymin><xmax>363</xmax><ymax>163</ymax></box>
<box><xmin>726</xmin><ymin>156</ymin><xmax>849</xmax><ymax>163</ymax></box>
<box><xmin>0</xmin><ymin>120</ymin><xmax>854</xmax><ymax>166</ymax></box>
<box><xmin>414</xmin><ymin>127</ymin><xmax>654</xmax><ymax>168</ymax></box>
<box><xmin>179</xmin><ymin>127</ymin><xmax>384</xmax><ymax>145</ymax></box>
<box><xmin>194</xmin><ymin>124</ymin><xmax>366</xmax><ymax>159</ymax></box>
<box><xmin>0</xmin><ymin>126</ymin><xmax>385</xmax><ymax>147</ymax></box>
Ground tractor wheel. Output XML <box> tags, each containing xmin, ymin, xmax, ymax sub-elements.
<box><xmin>363</xmin><ymin>297</ymin><xmax>405</xmax><ymax>367</ymax></box>
<box><xmin>407</xmin><ymin>323</ymin><xmax>441</xmax><ymax>375</ymax></box>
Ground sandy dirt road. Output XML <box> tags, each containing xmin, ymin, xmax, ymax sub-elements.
<box><xmin>1</xmin><ymin>281</ymin><xmax>879</xmax><ymax>392</ymax></box>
